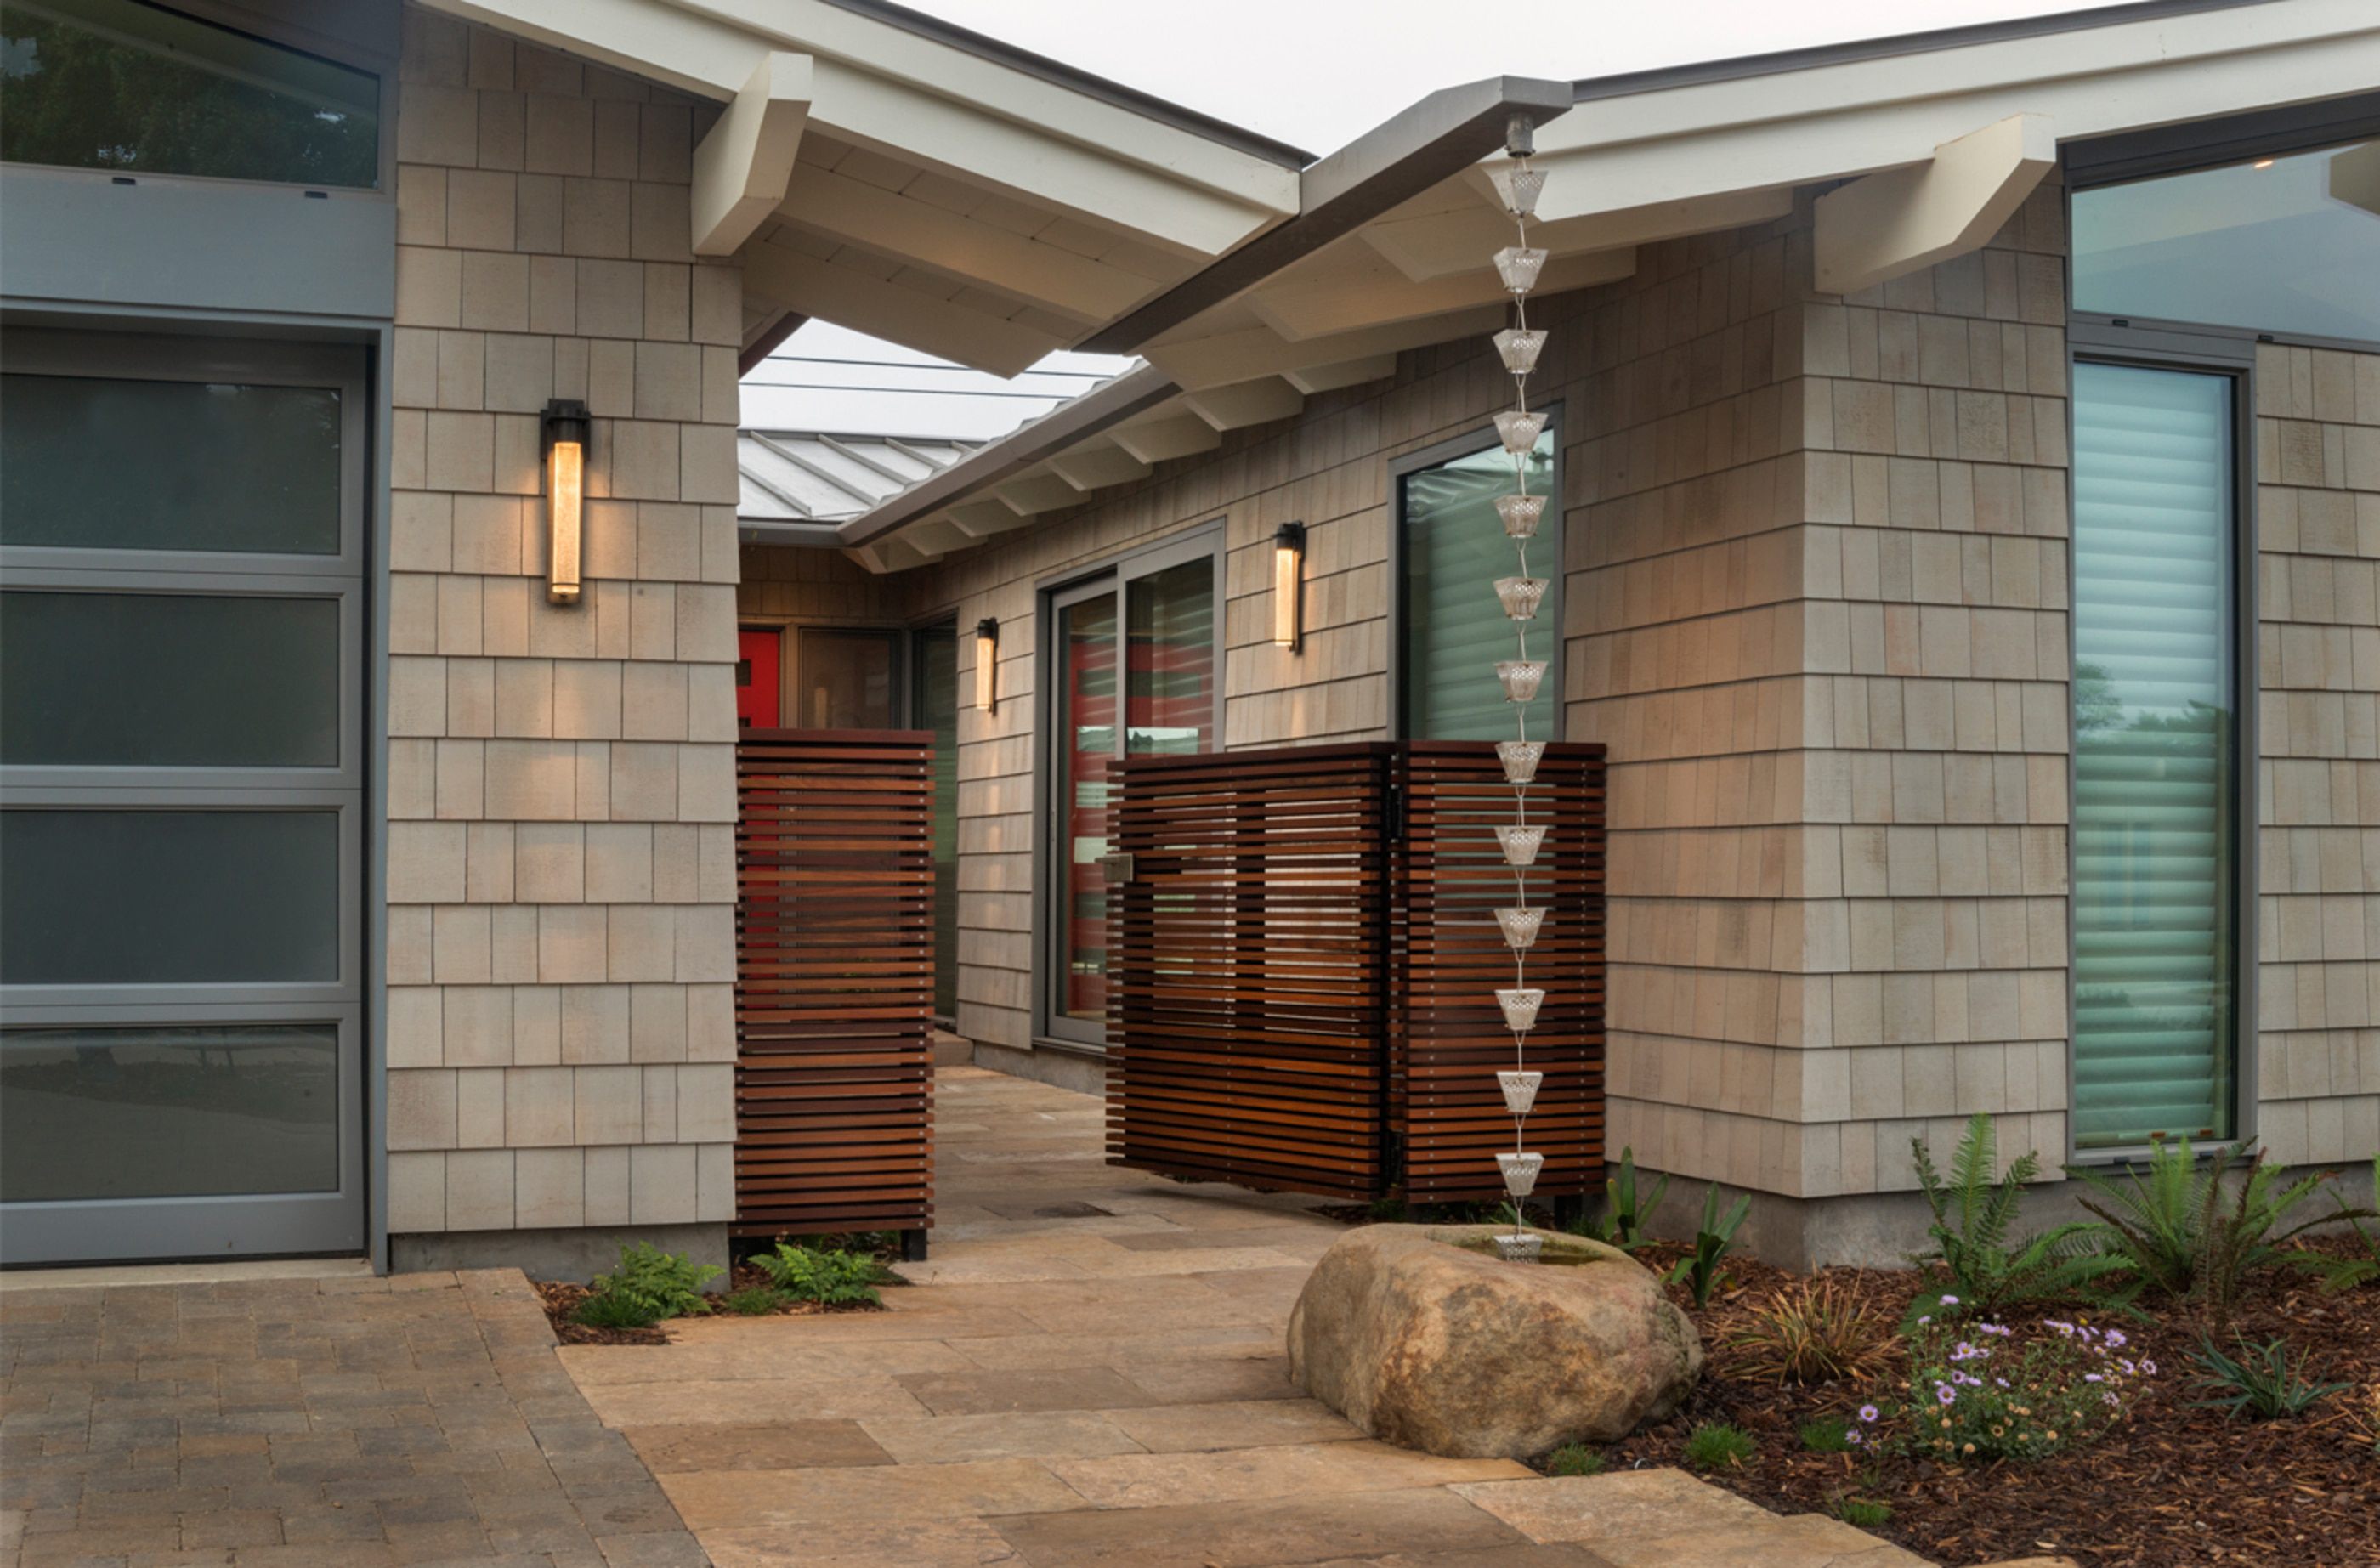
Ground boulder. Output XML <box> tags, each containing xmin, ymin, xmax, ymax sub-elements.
<box><xmin>1286</xmin><ymin>1223</ymin><xmax>1702</xmax><ymax>1459</ymax></box>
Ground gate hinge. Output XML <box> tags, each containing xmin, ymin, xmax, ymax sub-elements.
<box><xmin>1100</xmin><ymin>851</ymin><xmax>1136</xmax><ymax>886</ymax></box>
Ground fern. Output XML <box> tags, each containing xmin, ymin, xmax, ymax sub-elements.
<box><xmin>752</xmin><ymin>1241</ymin><xmax>885</xmax><ymax>1306</ymax></box>
<box><xmin>1908</xmin><ymin>1113</ymin><xmax>2128</xmax><ymax>1326</ymax></box>
<box><xmin>575</xmin><ymin>1242</ymin><xmax>722</xmax><ymax>1327</ymax></box>
<box><xmin>2288</xmin><ymin>1153</ymin><xmax>2380</xmax><ymax>1294</ymax></box>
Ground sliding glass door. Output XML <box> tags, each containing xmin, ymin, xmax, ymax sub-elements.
<box><xmin>1044</xmin><ymin>531</ymin><xmax>1221</xmax><ymax>1047</ymax></box>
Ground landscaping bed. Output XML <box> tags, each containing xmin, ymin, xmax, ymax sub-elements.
<box><xmin>1587</xmin><ymin>1239</ymin><xmax>2378</xmax><ymax>1568</ymax></box>
<box><xmin>534</xmin><ymin>1237</ymin><xmax>899</xmax><ymax>1344</ymax></box>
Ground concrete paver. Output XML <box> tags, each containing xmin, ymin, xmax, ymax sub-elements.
<box><xmin>552</xmin><ymin>1066</ymin><xmax>1932</xmax><ymax>1568</ymax></box>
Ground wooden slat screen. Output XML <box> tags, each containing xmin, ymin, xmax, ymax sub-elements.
<box><xmin>734</xmin><ymin>728</ymin><xmax>933</xmax><ymax>1243</ymax></box>
<box><xmin>1105</xmin><ymin>744</ymin><xmax>1394</xmax><ymax>1197</ymax></box>
<box><xmin>1394</xmin><ymin>741</ymin><xmax>1607</xmax><ymax>1205</ymax></box>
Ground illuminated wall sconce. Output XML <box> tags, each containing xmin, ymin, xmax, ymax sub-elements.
<box><xmin>974</xmin><ymin>617</ymin><xmax>999</xmax><ymax>712</ymax></box>
<box><xmin>541</xmin><ymin>398</ymin><xmax>590</xmax><ymax>604</ymax></box>
<box><xmin>1272</xmin><ymin>521</ymin><xmax>1306</xmax><ymax>651</ymax></box>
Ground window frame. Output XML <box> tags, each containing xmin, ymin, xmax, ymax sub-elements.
<box><xmin>2063</xmin><ymin>322</ymin><xmax>2261</xmax><ymax>1166</ymax></box>
<box><xmin>1032</xmin><ymin>523</ymin><xmax>1227</xmax><ymax>1052</ymax></box>
<box><xmin>1386</xmin><ymin>405</ymin><xmax>1565</xmax><ymax>740</ymax></box>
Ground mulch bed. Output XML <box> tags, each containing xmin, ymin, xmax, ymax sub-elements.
<box><xmin>532</xmin><ymin>1257</ymin><xmax>898</xmax><ymax>1345</ymax></box>
<box><xmin>1566</xmin><ymin>1240</ymin><xmax>2380</xmax><ymax>1567</ymax></box>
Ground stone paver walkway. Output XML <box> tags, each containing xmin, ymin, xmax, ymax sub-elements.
<box><xmin>1</xmin><ymin>1267</ymin><xmax>706</xmax><ymax>1567</ymax></box>
<box><xmin>556</xmin><ymin>1066</ymin><xmax>1931</xmax><ymax>1568</ymax></box>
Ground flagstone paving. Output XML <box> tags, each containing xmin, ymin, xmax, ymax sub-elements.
<box><xmin>553</xmin><ymin>1066</ymin><xmax>1941</xmax><ymax>1568</ymax></box>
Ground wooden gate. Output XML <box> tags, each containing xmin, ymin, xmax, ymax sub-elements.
<box><xmin>1106</xmin><ymin>740</ymin><xmax>1606</xmax><ymax>1209</ymax></box>
<box><xmin>1105</xmin><ymin>744</ymin><xmax>1393</xmax><ymax>1197</ymax></box>
<box><xmin>734</xmin><ymin>728</ymin><xmax>934</xmax><ymax>1254</ymax></box>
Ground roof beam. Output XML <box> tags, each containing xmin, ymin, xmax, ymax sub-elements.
<box><xmin>742</xmin><ymin>240</ymin><xmax>1065</xmax><ymax>376</ymax></box>
<box><xmin>692</xmin><ymin>51</ymin><xmax>812</xmax><ymax>257</ymax></box>
<box><xmin>1049</xmin><ymin>443</ymin><xmax>1153</xmax><ymax>490</ymax></box>
<box><xmin>1284</xmin><ymin>355</ymin><xmax>1397</xmax><ymax>394</ymax></box>
<box><xmin>1245</xmin><ymin>248</ymin><xmax>1635</xmax><ymax>342</ymax></box>
<box><xmin>947</xmin><ymin>498</ymin><xmax>1034</xmax><ymax>538</ymax></box>
<box><xmin>774</xmin><ymin>163</ymin><xmax>1158</xmax><ymax>320</ymax></box>
<box><xmin>1814</xmin><ymin>113</ymin><xmax>2054</xmax><ymax>295</ymax></box>
<box><xmin>1184</xmin><ymin>378</ymin><xmax>1304</xmax><ymax>432</ymax></box>
<box><xmin>1078</xmin><ymin>74</ymin><xmax>1574</xmax><ymax>353</ymax></box>
<box><xmin>1145</xmin><ymin>308</ymin><xmax>1504</xmax><ymax>391</ymax></box>
<box><xmin>1362</xmin><ymin>186</ymin><xmax>1793</xmax><ymax>281</ymax></box>
<box><xmin>994</xmin><ymin>470</ymin><xmax>1083</xmax><ymax>516</ymax></box>
<box><xmin>1110</xmin><ymin>413</ymin><xmax>1221</xmax><ymax>465</ymax></box>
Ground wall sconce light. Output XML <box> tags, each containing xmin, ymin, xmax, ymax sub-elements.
<box><xmin>974</xmin><ymin>617</ymin><xmax>999</xmax><ymax>713</ymax></box>
<box><xmin>541</xmin><ymin>398</ymin><xmax>590</xmax><ymax>604</ymax></box>
<box><xmin>1272</xmin><ymin>521</ymin><xmax>1306</xmax><ymax>651</ymax></box>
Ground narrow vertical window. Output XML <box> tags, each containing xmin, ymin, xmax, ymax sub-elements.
<box><xmin>2070</xmin><ymin>360</ymin><xmax>2239</xmax><ymax>1149</ymax></box>
<box><xmin>1400</xmin><ymin>425</ymin><xmax>1559</xmax><ymax>739</ymax></box>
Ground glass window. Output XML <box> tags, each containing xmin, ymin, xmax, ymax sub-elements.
<box><xmin>0</xmin><ymin>0</ymin><xmax>378</xmax><ymax>188</ymax></box>
<box><xmin>0</xmin><ymin>809</ymin><xmax>340</xmax><ymax>984</ymax></box>
<box><xmin>2070</xmin><ymin>361</ymin><xmax>2239</xmax><ymax>1149</ymax></box>
<box><xmin>1</xmin><ymin>591</ymin><xmax>339</xmax><ymax>767</ymax></box>
<box><xmin>1126</xmin><ymin>557</ymin><xmax>1216</xmax><ymax>757</ymax></box>
<box><xmin>795</xmin><ymin>627</ymin><xmax>897</xmax><ymax>729</ymax></box>
<box><xmin>1</xmin><ymin>373</ymin><xmax>343</xmax><ymax>554</ymax></box>
<box><xmin>0</xmin><ymin>1023</ymin><xmax>339</xmax><ymax>1200</ymax></box>
<box><xmin>1056</xmin><ymin>593</ymin><xmax>1119</xmax><ymax>1025</ymax></box>
<box><xmin>2072</xmin><ymin>140</ymin><xmax>2380</xmax><ymax>342</ymax></box>
<box><xmin>910</xmin><ymin>624</ymin><xmax>960</xmax><ymax>1020</ymax></box>
<box><xmin>1401</xmin><ymin>426</ymin><xmax>1561</xmax><ymax>739</ymax></box>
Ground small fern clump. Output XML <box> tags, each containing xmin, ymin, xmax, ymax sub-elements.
<box><xmin>574</xmin><ymin>1242</ymin><xmax>722</xmax><ymax>1328</ymax></box>
<box><xmin>1908</xmin><ymin>1112</ymin><xmax>2127</xmax><ymax>1325</ymax></box>
<box><xmin>2287</xmin><ymin>1152</ymin><xmax>2380</xmax><ymax>1294</ymax></box>
<box><xmin>723</xmin><ymin>1285</ymin><xmax>789</xmax><ymax>1316</ymax></box>
<box><xmin>753</xmin><ymin>1241</ymin><xmax>886</xmax><ymax>1305</ymax></box>
<box><xmin>1682</xmin><ymin>1423</ymin><xmax>1756</xmax><ymax>1471</ymax></box>
<box><xmin>1726</xmin><ymin>1275</ymin><xmax>1898</xmax><ymax>1386</ymax></box>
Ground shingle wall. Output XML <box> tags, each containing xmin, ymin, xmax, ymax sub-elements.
<box><xmin>382</xmin><ymin>5</ymin><xmax>743</xmax><ymax>1241</ymax></box>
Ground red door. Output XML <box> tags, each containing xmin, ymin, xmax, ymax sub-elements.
<box><xmin>737</xmin><ymin>628</ymin><xmax>782</xmax><ymax>729</ymax></box>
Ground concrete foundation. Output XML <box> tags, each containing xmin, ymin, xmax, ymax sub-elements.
<box><xmin>973</xmin><ymin>1039</ymin><xmax>1106</xmax><ymax>1097</ymax></box>
<box><xmin>392</xmin><ymin>1223</ymin><xmax>730</xmax><ymax>1285</ymax></box>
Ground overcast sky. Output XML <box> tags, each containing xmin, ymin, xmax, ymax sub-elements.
<box><xmin>743</xmin><ymin>0</ymin><xmax>2131</xmax><ymax>441</ymax></box>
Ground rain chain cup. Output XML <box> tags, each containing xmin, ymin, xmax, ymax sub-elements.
<box><xmin>1488</xmin><ymin>129</ymin><xmax>1550</xmax><ymax>1264</ymax></box>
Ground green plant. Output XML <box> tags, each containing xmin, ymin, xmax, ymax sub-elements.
<box><xmin>1726</xmin><ymin>1276</ymin><xmax>1898</xmax><ymax>1386</ymax></box>
<box><xmin>2289</xmin><ymin>1153</ymin><xmax>2380</xmax><ymax>1293</ymax></box>
<box><xmin>753</xmin><ymin>1241</ymin><xmax>885</xmax><ymax>1306</ymax></box>
<box><xmin>723</xmin><ymin>1285</ymin><xmax>788</xmax><ymax>1316</ymax></box>
<box><xmin>1580</xmin><ymin>1146</ymin><xmax>1668</xmax><ymax>1252</ymax></box>
<box><xmin>1835</xmin><ymin>1497</ymin><xmax>1892</xmax><ymax>1529</ymax></box>
<box><xmin>1664</xmin><ymin>1184</ymin><xmax>1750</xmax><ymax>1308</ymax></box>
<box><xmin>1682</xmin><ymin>1423</ymin><xmax>1756</xmax><ymax>1471</ymax></box>
<box><xmin>575</xmin><ymin>1242</ymin><xmax>722</xmax><ymax>1328</ymax></box>
<box><xmin>1867</xmin><ymin>1313</ymin><xmax>2154</xmax><ymax>1463</ymax></box>
<box><xmin>1798</xmin><ymin>1415</ymin><xmax>1852</xmax><ymax>1453</ymax></box>
<box><xmin>2070</xmin><ymin>1141</ymin><xmax>2359</xmax><ymax>1333</ymax></box>
<box><xmin>1908</xmin><ymin>1113</ymin><xmax>2128</xmax><ymax>1327</ymax></box>
<box><xmin>2189</xmin><ymin>1334</ymin><xmax>2349</xmax><ymax>1420</ymax></box>
<box><xmin>1545</xmin><ymin>1442</ymin><xmax>1604</xmax><ymax>1476</ymax></box>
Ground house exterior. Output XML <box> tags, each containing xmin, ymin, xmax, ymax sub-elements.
<box><xmin>1</xmin><ymin>0</ymin><xmax>2375</xmax><ymax>1272</ymax></box>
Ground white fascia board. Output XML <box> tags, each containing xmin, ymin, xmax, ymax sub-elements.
<box><xmin>692</xmin><ymin>51</ymin><xmax>812</xmax><ymax>257</ymax></box>
<box><xmin>1815</xmin><ymin>113</ymin><xmax>2056</xmax><ymax>295</ymax></box>
<box><xmin>1527</xmin><ymin>0</ymin><xmax>2380</xmax><ymax>224</ymax></box>
<box><xmin>420</xmin><ymin>0</ymin><xmax>1296</xmax><ymax>261</ymax></box>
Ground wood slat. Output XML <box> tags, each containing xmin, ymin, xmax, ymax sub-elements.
<box><xmin>734</xmin><ymin>727</ymin><xmax>933</xmax><ymax>1242</ymax></box>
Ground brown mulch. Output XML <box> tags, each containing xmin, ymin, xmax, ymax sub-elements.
<box><xmin>1568</xmin><ymin>1241</ymin><xmax>2380</xmax><ymax>1568</ymax></box>
<box><xmin>532</xmin><ymin>1260</ymin><xmax>892</xmax><ymax>1346</ymax></box>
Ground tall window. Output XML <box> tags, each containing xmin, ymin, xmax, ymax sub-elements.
<box><xmin>2069</xmin><ymin>362</ymin><xmax>2240</xmax><ymax>1149</ymax></box>
<box><xmin>1397</xmin><ymin>422</ymin><xmax>1561</xmax><ymax>739</ymax></box>
<box><xmin>1044</xmin><ymin>532</ymin><xmax>1221</xmax><ymax>1046</ymax></box>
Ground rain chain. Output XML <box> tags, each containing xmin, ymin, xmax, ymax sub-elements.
<box><xmin>1488</xmin><ymin>129</ymin><xmax>1550</xmax><ymax>1264</ymax></box>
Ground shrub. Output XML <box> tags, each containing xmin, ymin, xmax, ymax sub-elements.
<box><xmin>1682</xmin><ymin>1423</ymin><xmax>1756</xmax><ymax>1471</ymax></box>
<box><xmin>1867</xmin><ymin>1313</ymin><xmax>2154</xmax><ymax>1463</ymax></box>
<box><xmin>1546</xmin><ymin>1442</ymin><xmax>1604</xmax><ymax>1476</ymax></box>
<box><xmin>1665</xmin><ymin>1184</ymin><xmax>1751</xmax><ymax>1309</ymax></box>
<box><xmin>722</xmin><ymin>1285</ymin><xmax>788</xmax><ymax>1316</ymax></box>
<box><xmin>1798</xmin><ymin>1415</ymin><xmax>1852</xmax><ymax>1453</ymax></box>
<box><xmin>575</xmin><ymin>1242</ymin><xmax>722</xmax><ymax>1328</ymax></box>
<box><xmin>1727</xmin><ymin>1276</ymin><xmax>1898</xmax><ymax>1386</ymax></box>
<box><xmin>2070</xmin><ymin>1141</ymin><xmax>2357</xmax><ymax>1333</ymax></box>
<box><xmin>753</xmin><ymin>1241</ymin><xmax>885</xmax><ymax>1306</ymax></box>
<box><xmin>1836</xmin><ymin>1497</ymin><xmax>1892</xmax><ymax>1529</ymax></box>
<box><xmin>2288</xmin><ymin>1153</ymin><xmax>2380</xmax><ymax>1294</ymax></box>
<box><xmin>2189</xmin><ymin>1335</ymin><xmax>2349</xmax><ymax>1420</ymax></box>
<box><xmin>1580</xmin><ymin>1146</ymin><xmax>1668</xmax><ymax>1252</ymax></box>
<box><xmin>1908</xmin><ymin>1113</ymin><xmax>2128</xmax><ymax>1327</ymax></box>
